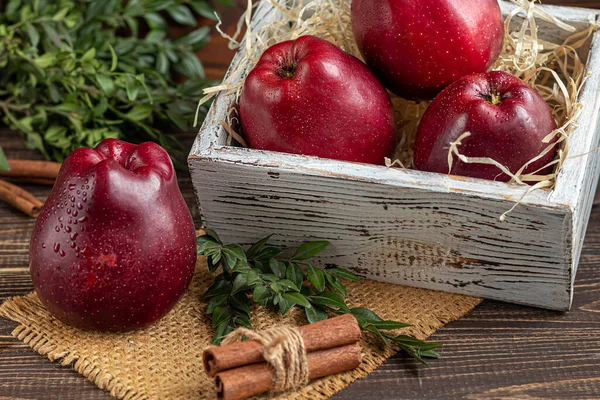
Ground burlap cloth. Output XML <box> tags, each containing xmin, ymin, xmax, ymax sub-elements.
<box><xmin>0</xmin><ymin>256</ymin><xmax>481</xmax><ymax>400</ymax></box>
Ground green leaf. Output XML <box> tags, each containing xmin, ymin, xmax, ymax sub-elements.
<box><xmin>206</xmin><ymin>256</ymin><xmax>220</xmax><ymax>273</ymax></box>
<box><xmin>203</xmin><ymin>276</ymin><xmax>231</xmax><ymax>299</ymax></box>
<box><xmin>6</xmin><ymin>0</ymin><xmax>21</xmax><ymax>17</ymax></box>
<box><xmin>125</xmin><ymin>75</ymin><xmax>139</xmax><ymax>101</ymax></box>
<box><xmin>231</xmin><ymin>273</ymin><xmax>248</xmax><ymax>295</ymax></box>
<box><xmin>108</xmin><ymin>44</ymin><xmax>118</xmax><ymax>72</ymax></box>
<box><xmin>174</xmin><ymin>52</ymin><xmax>205</xmax><ymax>78</ymax></box>
<box><xmin>125</xmin><ymin>16</ymin><xmax>139</xmax><ymax>37</ymax></box>
<box><xmin>269</xmin><ymin>258</ymin><xmax>285</xmax><ymax>278</ymax></box>
<box><xmin>364</xmin><ymin>325</ymin><xmax>391</xmax><ymax>347</ymax></box>
<box><xmin>324</xmin><ymin>273</ymin><xmax>347</xmax><ymax>297</ymax></box>
<box><xmin>229</xmin><ymin>292</ymin><xmax>251</xmax><ymax>314</ymax></box>
<box><xmin>167</xmin><ymin>4</ymin><xmax>197</xmax><ymax>26</ymax></box>
<box><xmin>204</xmin><ymin>228</ymin><xmax>222</xmax><ymax>243</ymax></box>
<box><xmin>292</xmin><ymin>241</ymin><xmax>329</xmax><ymax>260</ymax></box>
<box><xmin>255</xmin><ymin>247</ymin><xmax>282</xmax><ymax>261</ymax></box>
<box><xmin>213</xmin><ymin>321</ymin><xmax>233</xmax><ymax>344</ymax></box>
<box><xmin>156</xmin><ymin>52</ymin><xmax>169</xmax><ymax>76</ymax></box>
<box><xmin>300</xmin><ymin>286</ymin><xmax>316</xmax><ymax>297</ymax></box>
<box><xmin>25</xmin><ymin>23</ymin><xmax>39</xmax><ymax>47</ymax></box>
<box><xmin>326</xmin><ymin>268</ymin><xmax>362</xmax><ymax>282</ymax></box>
<box><xmin>350</xmin><ymin>308</ymin><xmax>383</xmax><ymax>324</ymax></box>
<box><xmin>34</xmin><ymin>53</ymin><xmax>55</xmax><ymax>68</ymax></box>
<box><xmin>417</xmin><ymin>342</ymin><xmax>443</xmax><ymax>352</ymax></box>
<box><xmin>44</xmin><ymin>125</ymin><xmax>67</xmax><ymax>143</ymax></box>
<box><xmin>52</xmin><ymin>7</ymin><xmax>69</xmax><ymax>21</ymax></box>
<box><xmin>390</xmin><ymin>335</ymin><xmax>431</xmax><ymax>347</ymax></box>
<box><xmin>146</xmin><ymin>30</ymin><xmax>166</xmax><ymax>43</ymax></box>
<box><xmin>306</xmin><ymin>264</ymin><xmax>325</xmax><ymax>292</ymax></box>
<box><xmin>276</xmin><ymin>279</ymin><xmax>299</xmax><ymax>292</ymax></box>
<box><xmin>233</xmin><ymin>311</ymin><xmax>252</xmax><ymax>328</ymax></box>
<box><xmin>144</xmin><ymin>13</ymin><xmax>168</xmax><ymax>31</ymax></box>
<box><xmin>222</xmin><ymin>244</ymin><xmax>247</xmax><ymax>270</ymax></box>
<box><xmin>261</xmin><ymin>274</ymin><xmax>279</xmax><ymax>283</ymax></box>
<box><xmin>252</xmin><ymin>285</ymin><xmax>270</xmax><ymax>302</ymax></box>
<box><xmin>282</xmin><ymin>292</ymin><xmax>310</xmax><ymax>308</ymax></box>
<box><xmin>211</xmin><ymin>305</ymin><xmax>231</xmax><ymax>328</ymax></box>
<box><xmin>175</xmin><ymin>26</ymin><xmax>210</xmax><ymax>49</ymax></box>
<box><xmin>85</xmin><ymin>1</ymin><xmax>108</xmax><ymax>22</ymax></box>
<box><xmin>419</xmin><ymin>349</ymin><xmax>441</xmax><ymax>359</ymax></box>
<box><xmin>81</xmin><ymin>48</ymin><xmax>96</xmax><ymax>63</ymax></box>
<box><xmin>245</xmin><ymin>269</ymin><xmax>262</xmax><ymax>286</ymax></box>
<box><xmin>308</xmin><ymin>292</ymin><xmax>350</xmax><ymax>312</ymax></box>
<box><xmin>0</xmin><ymin>148</ymin><xmax>9</xmax><ymax>171</ymax></box>
<box><xmin>305</xmin><ymin>304</ymin><xmax>328</xmax><ymax>324</ymax></box>
<box><xmin>371</xmin><ymin>320</ymin><xmax>412</xmax><ymax>330</ymax></box>
<box><xmin>286</xmin><ymin>263</ymin><xmax>304</xmax><ymax>289</ymax></box>
<box><xmin>278</xmin><ymin>298</ymin><xmax>294</xmax><ymax>315</ymax></box>
<box><xmin>190</xmin><ymin>1</ymin><xmax>217</xmax><ymax>20</ymax></box>
<box><xmin>246</xmin><ymin>234</ymin><xmax>273</xmax><ymax>258</ymax></box>
<box><xmin>206</xmin><ymin>294</ymin><xmax>228</xmax><ymax>314</ymax></box>
<box><xmin>125</xmin><ymin>105</ymin><xmax>153</xmax><ymax>122</ymax></box>
<box><xmin>197</xmin><ymin>234</ymin><xmax>219</xmax><ymax>249</ymax></box>
<box><xmin>93</xmin><ymin>97</ymin><xmax>108</xmax><ymax>118</ymax></box>
<box><xmin>96</xmin><ymin>75</ymin><xmax>115</xmax><ymax>96</ymax></box>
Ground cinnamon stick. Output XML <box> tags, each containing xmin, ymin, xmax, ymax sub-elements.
<box><xmin>203</xmin><ymin>314</ymin><xmax>361</xmax><ymax>377</ymax></box>
<box><xmin>1</xmin><ymin>160</ymin><xmax>61</xmax><ymax>181</ymax></box>
<box><xmin>214</xmin><ymin>343</ymin><xmax>362</xmax><ymax>400</ymax></box>
<box><xmin>0</xmin><ymin>179</ymin><xmax>44</xmax><ymax>217</ymax></box>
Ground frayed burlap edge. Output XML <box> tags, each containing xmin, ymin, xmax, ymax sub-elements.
<box><xmin>0</xmin><ymin>260</ymin><xmax>481</xmax><ymax>400</ymax></box>
<box><xmin>0</xmin><ymin>294</ymin><xmax>143</xmax><ymax>400</ymax></box>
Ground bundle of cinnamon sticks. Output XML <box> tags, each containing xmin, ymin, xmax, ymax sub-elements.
<box><xmin>203</xmin><ymin>314</ymin><xmax>363</xmax><ymax>400</ymax></box>
<box><xmin>0</xmin><ymin>160</ymin><xmax>61</xmax><ymax>217</ymax></box>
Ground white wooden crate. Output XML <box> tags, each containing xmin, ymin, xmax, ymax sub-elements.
<box><xmin>188</xmin><ymin>1</ymin><xmax>600</xmax><ymax>310</ymax></box>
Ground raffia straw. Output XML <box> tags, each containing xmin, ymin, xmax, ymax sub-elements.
<box><xmin>196</xmin><ymin>0</ymin><xmax>597</xmax><ymax>196</ymax></box>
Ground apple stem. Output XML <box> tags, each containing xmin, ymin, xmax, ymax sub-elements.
<box><xmin>279</xmin><ymin>62</ymin><xmax>297</xmax><ymax>78</ymax></box>
<box><xmin>483</xmin><ymin>87</ymin><xmax>502</xmax><ymax>105</ymax></box>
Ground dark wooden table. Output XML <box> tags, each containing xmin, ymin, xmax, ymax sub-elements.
<box><xmin>2</xmin><ymin>1</ymin><xmax>600</xmax><ymax>399</ymax></box>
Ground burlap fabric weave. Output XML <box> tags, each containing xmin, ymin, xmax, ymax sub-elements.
<box><xmin>0</xmin><ymin>256</ymin><xmax>481</xmax><ymax>400</ymax></box>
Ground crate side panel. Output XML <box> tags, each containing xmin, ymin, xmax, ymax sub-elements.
<box><xmin>551</xmin><ymin>31</ymin><xmax>600</xmax><ymax>288</ymax></box>
<box><xmin>190</xmin><ymin>158</ymin><xmax>573</xmax><ymax>310</ymax></box>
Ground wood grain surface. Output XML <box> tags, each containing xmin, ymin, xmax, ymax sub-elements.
<box><xmin>1</xmin><ymin>1</ymin><xmax>600</xmax><ymax>399</ymax></box>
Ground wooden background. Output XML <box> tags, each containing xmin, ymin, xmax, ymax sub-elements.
<box><xmin>1</xmin><ymin>1</ymin><xmax>600</xmax><ymax>399</ymax></box>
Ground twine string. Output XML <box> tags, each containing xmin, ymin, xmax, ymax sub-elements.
<box><xmin>221</xmin><ymin>326</ymin><xmax>309</xmax><ymax>392</ymax></box>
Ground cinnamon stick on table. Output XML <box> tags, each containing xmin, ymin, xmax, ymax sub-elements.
<box><xmin>0</xmin><ymin>160</ymin><xmax>62</xmax><ymax>184</ymax></box>
<box><xmin>215</xmin><ymin>343</ymin><xmax>362</xmax><ymax>400</ymax></box>
<box><xmin>203</xmin><ymin>314</ymin><xmax>361</xmax><ymax>377</ymax></box>
<box><xmin>0</xmin><ymin>179</ymin><xmax>44</xmax><ymax>217</ymax></box>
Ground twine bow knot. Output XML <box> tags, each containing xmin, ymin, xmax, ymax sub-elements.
<box><xmin>222</xmin><ymin>326</ymin><xmax>309</xmax><ymax>392</ymax></box>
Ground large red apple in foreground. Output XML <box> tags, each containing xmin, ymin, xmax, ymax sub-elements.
<box><xmin>30</xmin><ymin>139</ymin><xmax>196</xmax><ymax>331</ymax></box>
<box><xmin>352</xmin><ymin>0</ymin><xmax>505</xmax><ymax>100</ymax></box>
<box><xmin>414</xmin><ymin>71</ymin><xmax>557</xmax><ymax>182</ymax></box>
<box><xmin>240</xmin><ymin>35</ymin><xmax>396</xmax><ymax>165</ymax></box>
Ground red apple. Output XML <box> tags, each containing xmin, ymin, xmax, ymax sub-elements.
<box><xmin>414</xmin><ymin>71</ymin><xmax>557</xmax><ymax>181</ymax></box>
<box><xmin>30</xmin><ymin>139</ymin><xmax>196</xmax><ymax>331</ymax></box>
<box><xmin>351</xmin><ymin>0</ymin><xmax>505</xmax><ymax>100</ymax></box>
<box><xmin>239</xmin><ymin>35</ymin><xmax>396</xmax><ymax>165</ymax></box>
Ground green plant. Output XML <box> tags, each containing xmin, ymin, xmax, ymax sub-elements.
<box><xmin>198</xmin><ymin>229</ymin><xmax>443</xmax><ymax>365</ymax></box>
<box><xmin>0</xmin><ymin>0</ymin><xmax>232</xmax><ymax>162</ymax></box>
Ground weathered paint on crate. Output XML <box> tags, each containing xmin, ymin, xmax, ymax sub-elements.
<box><xmin>189</xmin><ymin>1</ymin><xmax>600</xmax><ymax>310</ymax></box>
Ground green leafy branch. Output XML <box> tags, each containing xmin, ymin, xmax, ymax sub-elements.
<box><xmin>198</xmin><ymin>229</ymin><xmax>442</xmax><ymax>365</ymax></box>
<box><xmin>0</xmin><ymin>0</ymin><xmax>232</xmax><ymax>162</ymax></box>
